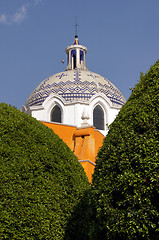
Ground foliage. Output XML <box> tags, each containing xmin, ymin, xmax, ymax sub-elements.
<box><xmin>64</xmin><ymin>189</ymin><xmax>92</xmax><ymax>240</ymax></box>
<box><xmin>0</xmin><ymin>103</ymin><xmax>90</xmax><ymax>240</ymax></box>
<box><xmin>90</xmin><ymin>60</ymin><xmax>159</xmax><ymax>239</ymax></box>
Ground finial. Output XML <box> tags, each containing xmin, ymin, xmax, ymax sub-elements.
<box><xmin>75</xmin><ymin>16</ymin><xmax>78</xmax><ymax>38</ymax></box>
<box><xmin>81</xmin><ymin>107</ymin><xmax>90</xmax><ymax>127</ymax></box>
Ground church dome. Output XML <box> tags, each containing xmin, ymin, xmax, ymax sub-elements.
<box><xmin>24</xmin><ymin>36</ymin><xmax>126</xmax><ymax>110</ymax></box>
<box><xmin>25</xmin><ymin>69</ymin><xmax>126</xmax><ymax>109</ymax></box>
<box><xmin>23</xmin><ymin>35</ymin><xmax>126</xmax><ymax>135</ymax></box>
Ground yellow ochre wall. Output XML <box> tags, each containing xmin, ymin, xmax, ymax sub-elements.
<box><xmin>41</xmin><ymin>121</ymin><xmax>104</xmax><ymax>182</ymax></box>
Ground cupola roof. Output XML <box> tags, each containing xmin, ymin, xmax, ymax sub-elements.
<box><xmin>24</xmin><ymin>37</ymin><xmax>126</xmax><ymax>110</ymax></box>
<box><xmin>73</xmin><ymin>36</ymin><xmax>79</xmax><ymax>45</ymax></box>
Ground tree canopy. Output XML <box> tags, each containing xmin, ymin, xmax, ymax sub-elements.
<box><xmin>91</xmin><ymin>60</ymin><xmax>159</xmax><ymax>240</ymax></box>
<box><xmin>0</xmin><ymin>103</ymin><xmax>90</xmax><ymax>240</ymax></box>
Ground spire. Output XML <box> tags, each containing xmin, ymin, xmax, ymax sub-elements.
<box><xmin>74</xmin><ymin>16</ymin><xmax>78</xmax><ymax>38</ymax></box>
<box><xmin>73</xmin><ymin>17</ymin><xmax>79</xmax><ymax>45</ymax></box>
<box><xmin>65</xmin><ymin>18</ymin><xmax>87</xmax><ymax>70</ymax></box>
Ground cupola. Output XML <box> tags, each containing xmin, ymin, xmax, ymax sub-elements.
<box><xmin>65</xmin><ymin>36</ymin><xmax>87</xmax><ymax>70</ymax></box>
<box><xmin>23</xmin><ymin>35</ymin><xmax>126</xmax><ymax>136</ymax></box>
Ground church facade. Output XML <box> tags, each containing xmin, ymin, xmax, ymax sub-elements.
<box><xmin>22</xmin><ymin>36</ymin><xmax>126</xmax><ymax>181</ymax></box>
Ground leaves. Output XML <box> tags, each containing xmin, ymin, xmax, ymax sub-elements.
<box><xmin>90</xmin><ymin>60</ymin><xmax>159</xmax><ymax>240</ymax></box>
<box><xmin>0</xmin><ymin>103</ymin><xmax>90</xmax><ymax>239</ymax></box>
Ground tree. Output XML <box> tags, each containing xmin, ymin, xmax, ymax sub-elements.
<box><xmin>0</xmin><ymin>103</ymin><xmax>90</xmax><ymax>240</ymax></box>
<box><xmin>91</xmin><ymin>60</ymin><xmax>159</xmax><ymax>240</ymax></box>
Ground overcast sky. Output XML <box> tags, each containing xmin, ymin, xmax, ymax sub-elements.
<box><xmin>0</xmin><ymin>0</ymin><xmax>159</xmax><ymax>109</ymax></box>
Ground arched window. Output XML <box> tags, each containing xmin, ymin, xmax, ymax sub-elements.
<box><xmin>80</xmin><ymin>50</ymin><xmax>84</xmax><ymax>62</ymax></box>
<box><xmin>71</xmin><ymin>49</ymin><xmax>76</xmax><ymax>69</ymax></box>
<box><xmin>93</xmin><ymin>105</ymin><xmax>104</xmax><ymax>130</ymax></box>
<box><xmin>51</xmin><ymin>105</ymin><xmax>61</xmax><ymax>123</ymax></box>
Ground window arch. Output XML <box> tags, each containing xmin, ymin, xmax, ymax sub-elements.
<box><xmin>71</xmin><ymin>49</ymin><xmax>76</xmax><ymax>69</ymax></box>
<box><xmin>51</xmin><ymin>105</ymin><xmax>61</xmax><ymax>123</ymax></box>
<box><xmin>93</xmin><ymin>105</ymin><xmax>104</xmax><ymax>130</ymax></box>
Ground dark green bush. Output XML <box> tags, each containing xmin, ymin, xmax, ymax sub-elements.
<box><xmin>64</xmin><ymin>189</ymin><xmax>92</xmax><ymax>240</ymax></box>
<box><xmin>0</xmin><ymin>103</ymin><xmax>90</xmax><ymax>240</ymax></box>
<box><xmin>91</xmin><ymin>60</ymin><xmax>159</xmax><ymax>239</ymax></box>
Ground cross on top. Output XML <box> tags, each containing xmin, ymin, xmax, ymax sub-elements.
<box><xmin>75</xmin><ymin>16</ymin><xmax>78</xmax><ymax>37</ymax></box>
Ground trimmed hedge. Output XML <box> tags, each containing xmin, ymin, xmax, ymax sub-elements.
<box><xmin>0</xmin><ymin>103</ymin><xmax>90</xmax><ymax>240</ymax></box>
<box><xmin>91</xmin><ymin>60</ymin><xmax>159</xmax><ymax>239</ymax></box>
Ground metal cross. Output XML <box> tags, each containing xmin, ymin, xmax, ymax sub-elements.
<box><xmin>75</xmin><ymin>16</ymin><xmax>78</xmax><ymax>37</ymax></box>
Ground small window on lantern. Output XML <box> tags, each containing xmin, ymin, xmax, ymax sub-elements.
<box><xmin>80</xmin><ymin>50</ymin><xmax>84</xmax><ymax>62</ymax></box>
<box><xmin>71</xmin><ymin>49</ymin><xmax>76</xmax><ymax>69</ymax></box>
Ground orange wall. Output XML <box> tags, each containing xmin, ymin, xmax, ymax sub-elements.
<box><xmin>80</xmin><ymin>161</ymin><xmax>95</xmax><ymax>183</ymax></box>
<box><xmin>94</xmin><ymin>130</ymin><xmax>104</xmax><ymax>158</ymax></box>
<box><xmin>41</xmin><ymin>121</ymin><xmax>104</xmax><ymax>182</ymax></box>
<box><xmin>42</xmin><ymin>122</ymin><xmax>76</xmax><ymax>151</ymax></box>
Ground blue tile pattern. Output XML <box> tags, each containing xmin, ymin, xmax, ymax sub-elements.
<box><xmin>25</xmin><ymin>69</ymin><xmax>126</xmax><ymax>108</ymax></box>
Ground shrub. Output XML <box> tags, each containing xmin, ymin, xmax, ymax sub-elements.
<box><xmin>91</xmin><ymin>60</ymin><xmax>159</xmax><ymax>239</ymax></box>
<box><xmin>0</xmin><ymin>103</ymin><xmax>90</xmax><ymax>240</ymax></box>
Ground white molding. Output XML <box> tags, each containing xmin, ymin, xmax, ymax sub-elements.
<box><xmin>78</xmin><ymin>159</ymin><xmax>96</xmax><ymax>166</ymax></box>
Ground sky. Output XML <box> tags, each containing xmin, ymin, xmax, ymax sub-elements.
<box><xmin>0</xmin><ymin>0</ymin><xmax>159</xmax><ymax>109</ymax></box>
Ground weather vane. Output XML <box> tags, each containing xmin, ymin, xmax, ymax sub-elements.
<box><xmin>75</xmin><ymin>16</ymin><xmax>78</xmax><ymax>37</ymax></box>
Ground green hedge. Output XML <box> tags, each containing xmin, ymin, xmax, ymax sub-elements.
<box><xmin>91</xmin><ymin>60</ymin><xmax>159</xmax><ymax>239</ymax></box>
<box><xmin>0</xmin><ymin>103</ymin><xmax>90</xmax><ymax>240</ymax></box>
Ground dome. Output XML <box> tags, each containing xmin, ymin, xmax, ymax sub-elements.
<box><xmin>25</xmin><ymin>69</ymin><xmax>126</xmax><ymax>109</ymax></box>
<box><xmin>23</xmin><ymin>36</ymin><xmax>126</xmax><ymax>136</ymax></box>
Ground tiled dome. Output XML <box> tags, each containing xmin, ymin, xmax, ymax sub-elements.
<box><xmin>24</xmin><ymin>36</ymin><xmax>126</xmax><ymax>110</ymax></box>
<box><xmin>25</xmin><ymin>68</ymin><xmax>126</xmax><ymax>109</ymax></box>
